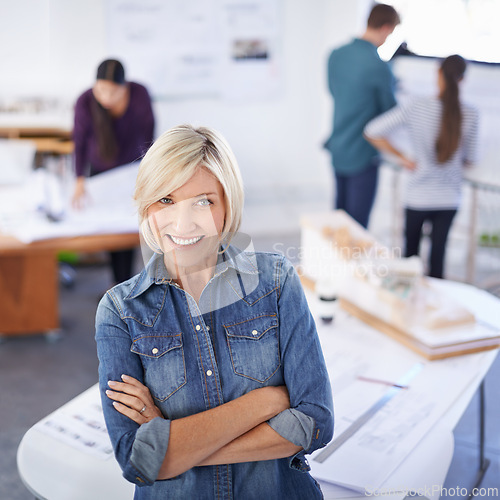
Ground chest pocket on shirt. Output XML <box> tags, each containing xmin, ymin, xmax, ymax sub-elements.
<box><xmin>130</xmin><ymin>334</ymin><xmax>186</xmax><ymax>402</ymax></box>
<box><xmin>224</xmin><ymin>314</ymin><xmax>280</xmax><ymax>383</ymax></box>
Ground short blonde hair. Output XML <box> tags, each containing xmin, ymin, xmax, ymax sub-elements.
<box><xmin>134</xmin><ymin>124</ymin><xmax>244</xmax><ymax>253</ymax></box>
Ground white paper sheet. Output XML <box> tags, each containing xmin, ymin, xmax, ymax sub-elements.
<box><xmin>0</xmin><ymin>163</ymin><xmax>140</xmax><ymax>243</ymax></box>
<box><xmin>308</xmin><ymin>305</ymin><xmax>487</xmax><ymax>493</ymax></box>
<box><xmin>34</xmin><ymin>387</ymin><xmax>113</xmax><ymax>460</ymax></box>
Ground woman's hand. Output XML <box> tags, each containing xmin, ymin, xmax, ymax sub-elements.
<box><xmin>364</xmin><ymin>134</ymin><xmax>417</xmax><ymax>171</ymax></box>
<box><xmin>106</xmin><ymin>374</ymin><xmax>163</xmax><ymax>424</ymax></box>
<box><xmin>72</xmin><ymin>176</ymin><xmax>88</xmax><ymax>209</ymax></box>
<box><xmin>400</xmin><ymin>156</ymin><xmax>417</xmax><ymax>170</ymax></box>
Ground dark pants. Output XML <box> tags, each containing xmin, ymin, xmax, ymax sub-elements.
<box><xmin>89</xmin><ymin>168</ymin><xmax>135</xmax><ymax>285</ymax></box>
<box><xmin>334</xmin><ymin>159</ymin><xmax>379</xmax><ymax>228</ymax></box>
<box><xmin>110</xmin><ymin>249</ymin><xmax>135</xmax><ymax>284</ymax></box>
<box><xmin>405</xmin><ymin>208</ymin><xmax>457</xmax><ymax>279</ymax></box>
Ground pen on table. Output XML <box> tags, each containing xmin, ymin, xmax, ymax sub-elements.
<box><xmin>357</xmin><ymin>375</ymin><xmax>409</xmax><ymax>389</ymax></box>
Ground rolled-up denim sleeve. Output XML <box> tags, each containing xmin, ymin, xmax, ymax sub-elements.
<box><xmin>268</xmin><ymin>408</ymin><xmax>315</xmax><ymax>449</ymax></box>
<box><xmin>95</xmin><ymin>291</ymin><xmax>170</xmax><ymax>486</ymax></box>
<box><xmin>129</xmin><ymin>417</ymin><xmax>170</xmax><ymax>484</ymax></box>
<box><xmin>269</xmin><ymin>256</ymin><xmax>334</xmax><ymax>469</ymax></box>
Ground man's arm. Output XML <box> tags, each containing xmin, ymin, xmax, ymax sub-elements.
<box><xmin>376</xmin><ymin>63</ymin><xmax>397</xmax><ymax>114</ymax></box>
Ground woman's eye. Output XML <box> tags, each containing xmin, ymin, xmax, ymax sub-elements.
<box><xmin>159</xmin><ymin>197</ymin><xmax>173</xmax><ymax>205</ymax></box>
<box><xmin>197</xmin><ymin>198</ymin><xmax>212</xmax><ymax>207</ymax></box>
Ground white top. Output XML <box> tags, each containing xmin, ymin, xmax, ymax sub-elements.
<box><xmin>365</xmin><ymin>97</ymin><xmax>479</xmax><ymax>210</ymax></box>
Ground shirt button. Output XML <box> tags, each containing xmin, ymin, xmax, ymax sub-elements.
<box><xmin>152</xmin><ymin>348</ymin><xmax>158</xmax><ymax>354</ymax></box>
<box><xmin>206</xmin><ymin>370</ymin><xmax>213</xmax><ymax>376</ymax></box>
<box><xmin>252</xmin><ymin>329</ymin><xmax>258</xmax><ymax>336</ymax></box>
<box><xmin>206</xmin><ymin>326</ymin><xmax>210</xmax><ymax>331</ymax></box>
<box><xmin>196</xmin><ymin>325</ymin><xmax>201</xmax><ymax>331</ymax></box>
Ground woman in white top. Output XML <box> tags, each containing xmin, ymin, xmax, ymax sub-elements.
<box><xmin>364</xmin><ymin>54</ymin><xmax>479</xmax><ymax>278</ymax></box>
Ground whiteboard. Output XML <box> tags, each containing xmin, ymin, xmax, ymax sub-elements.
<box><xmin>104</xmin><ymin>0</ymin><xmax>283</xmax><ymax>101</ymax></box>
<box><xmin>391</xmin><ymin>55</ymin><xmax>500</xmax><ymax>161</ymax></box>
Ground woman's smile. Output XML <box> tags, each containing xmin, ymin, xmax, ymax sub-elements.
<box><xmin>167</xmin><ymin>234</ymin><xmax>204</xmax><ymax>247</ymax></box>
<box><xmin>147</xmin><ymin>167</ymin><xmax>226</xmax><ymax>269</ymax></box>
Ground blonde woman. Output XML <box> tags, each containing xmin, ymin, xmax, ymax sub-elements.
<box><xmin>96</xmin><ymin>125</ymin><xmax>333</xmax><ymax>499</ymax></box>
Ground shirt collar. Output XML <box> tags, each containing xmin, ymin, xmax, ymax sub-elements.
<box><xmin>354</xmin><ymin>37</ymin><xmax>378</xmax><ymax>51</ymax></box>
<box><xmin>126</xmin><ymin>243</ymin><xmax>259</xmax><ymax>300</ymax></box>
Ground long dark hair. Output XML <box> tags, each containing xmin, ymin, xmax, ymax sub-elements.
<box><xmin>91</xmin><ymin>59</ymin><xmax>125</xmax><ymax>163</ymax></box>
<box><xmin>91</xmin><ymin>99</ymin><xmax>118</xmax><ymax>162</ymax></box>
<box><xmin>436</xmin><ymin>54</ymin><xmax>467</xmax><ymax>164</ymax></box>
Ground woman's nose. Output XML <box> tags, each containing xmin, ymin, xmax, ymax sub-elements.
<box><xmin>173</xmin><ymin>203</ymin><xmax>196</xmax><ymax>234</ymax></box>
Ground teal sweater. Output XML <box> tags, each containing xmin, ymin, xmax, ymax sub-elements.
<box><xmin>324</xmin><ymin>38</ymin><xmax>396</xmax><ymax>175</ymax></box>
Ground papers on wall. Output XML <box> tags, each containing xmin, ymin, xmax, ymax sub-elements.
<box><xmin>104</xmin><ymin>0</ymin><xmax>282</xmax><ymax>101</ymax></box>
<box><xmin>34</xmin><ymin>385</ymin><xmax>113</xmax><ymax>460</ymax></box>
<box><xmin>219</xmin><ymin>0</ymin><xmax>282</xmax><ymax>101</ymax></box>
<box><xmin>104</xmin><ymin>0</ymin><xmax>220</xmax><ymax>98</ymax></box>
<box><xmin>0</xmin><ymin>162</ymin><xmax>139</xmax><ymax>243</ymax></box>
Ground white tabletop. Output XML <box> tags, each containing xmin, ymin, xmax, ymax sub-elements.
<box><xmin>0</xmin><ymin>111</ymin><xmax>72</xmax><ymax>130</ymax></box>
<box><xmin>0</xmin><ymin>162</ymin><xmax>140</xmax><ymax>243</ymax></box>
<box><xmin>307</xmin><ymin>279</ymin><xmax>498</xmax><ymax>499</ymax></box>
<box><xmin>17</xmin><ymin>384</ymin><xmax>135</xmax><ymax>500</ymax></box>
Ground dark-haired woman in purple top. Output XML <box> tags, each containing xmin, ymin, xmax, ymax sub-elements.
<box><xmin>72</xmin><ymin>59</ymin><xmax>155</xmax><ymax>283</ymax></box>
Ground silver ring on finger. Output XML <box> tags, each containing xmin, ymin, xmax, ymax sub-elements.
<box><xmin>139</xmin><ymin>405</ymin><xmax>147</xmax><ymax>414</ymax></box>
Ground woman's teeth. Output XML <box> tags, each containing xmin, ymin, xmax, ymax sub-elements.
<box><xmin>169</xmin><ymin>235</ymin><xmax>203</xmax><ymax>246</ymax></box>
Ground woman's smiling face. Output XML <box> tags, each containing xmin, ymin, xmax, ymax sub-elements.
<box><xmin>147</xmin><ymin>167</ymin><xmax>226</xmax><ymax>273</ymax></box>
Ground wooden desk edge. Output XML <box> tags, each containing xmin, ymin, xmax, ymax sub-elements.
<box><xmin>0</xmin><ymin>126</ymin><xmax>72</xmax><ymax>139</ymax></box>
<box><xmin>0</xmin><ymin>232</ymin><xmax>140</xmax><ymax>255</ymax></box>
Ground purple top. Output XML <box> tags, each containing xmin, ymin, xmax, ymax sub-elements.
<box><xmin>73</xmin><ymin>82</ymin><xmax>155</xmax><ymax>177</ymax></box>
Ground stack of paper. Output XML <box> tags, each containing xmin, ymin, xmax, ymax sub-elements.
<box><xmin>0</xmin><ymin>163</ymin><xmax>140</xmax><ymax>243</ymax></box>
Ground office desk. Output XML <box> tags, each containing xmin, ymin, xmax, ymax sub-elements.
<box><xmin>307</xmin><ymin>279</ymin><xmax>499</xmax><ymax>498</ymax></box>
<box><xmin>16</xmin><ymin>279</ymin><xmax>499</xmax><ymax>499</ymax></box>
<box><xmin>0</xmin><ymin>163</ymin><xmax>141</xmax><ymax>336</ymax></box>
<box><xmin>0</xmin><ymin>231</ymin><xmax>139</xmax><ymax>336</ymax></box>
<box><xmin>17</xmin><ymin>384</ymin><xmax>135</xmax><ymax>500</ymax></box>
<box><xmin>0</xmin><ymin>113</ymin><xmax>73</xmax><ymax>155</ymax></box>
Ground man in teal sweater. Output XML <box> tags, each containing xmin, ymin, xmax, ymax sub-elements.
<box><xmin>324</xmin><ymin>3</ymin><xmax>400</xmax><ymax>228</ymax></box>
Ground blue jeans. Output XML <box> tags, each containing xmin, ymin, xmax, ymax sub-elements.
<box><xmin>334</xmin><ymin>159</ymin><xmax>380</xmax><ymax>228</ymax></box>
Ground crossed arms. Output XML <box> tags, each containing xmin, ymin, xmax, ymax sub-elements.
<box><xmin>106</xmin><ymin>376</ymin><xmax>301</xmax><ymax>479</ymax></box>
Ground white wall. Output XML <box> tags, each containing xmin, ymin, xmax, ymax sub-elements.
<box><xmin>2</xmin><ymin>0</ymin><xmax>498</xmax><ymax>242</ymax></box>
<box><xmin>0</xmin><ymin>0</ymin><xmax>105</xmax><ymax>98</ymax></box>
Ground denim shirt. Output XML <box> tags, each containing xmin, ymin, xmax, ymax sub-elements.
<box><xmin>95</xmin><ymin>245</ymin><xmax>334</xmax><ymax>500</ymax></box>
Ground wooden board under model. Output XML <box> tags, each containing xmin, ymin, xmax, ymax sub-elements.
<box><xmin>298</xmin><ymin>271</ymin><xmax>500</xmax><ymax>360</ymax></box>
<box><xmin>339</xmin><ymin>298</ymin><xmax>500</xmax><ymax>360</ymax></box>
